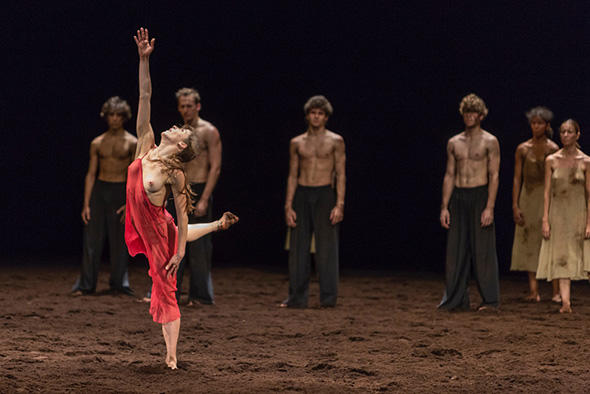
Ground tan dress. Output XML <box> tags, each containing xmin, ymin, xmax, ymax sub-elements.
<box><xmin>510</xmin><ymin>153</ymin><xmax>545</xmax><ymax>272</ymax></box>
<box><xmin>536</xmin><ymin>166</ymin><xmax>590</xmax><ymax>280</ymax></box>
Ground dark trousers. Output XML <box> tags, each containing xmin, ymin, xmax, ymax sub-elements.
<box><xmin>285</xmin><ymin>185</ymin><xmax>340</xmax><ymax>307</ymax></box>
<box><xmin>167</xmin><ymin>183</ymin><xmax>214</xmax><ymax>304</ymax></box>
<box><xmin>439</xmin><ymin>186</ymin><xmax>500</xmax><ymax>310</ymax></box>
<box><xmin>73</xmin><ymin>180</ymin><xmax>130</xmax><ymax>293</ymax></box>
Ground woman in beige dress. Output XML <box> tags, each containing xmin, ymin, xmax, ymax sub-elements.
<box><xmin>537</xmin><ymin>119</ymin><xmax>590</xmax><ymax>313</ymax></box>
<box><xmin>510</xmin><ymin>107</ymin><xmax>559</xmax><ymax>302</ymax></box>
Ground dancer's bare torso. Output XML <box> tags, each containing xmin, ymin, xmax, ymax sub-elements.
<box><xmin>448</xmin><ymin>129</ymin><xmax>498</xmax><ymax>188</ymax></box>
<box><xmin>93</xmin><ymin>131</ymin><xmax>136</xmax><ymax>182</ymax></box>
<box><xmin>184</xmin><ymin>118</ymin><xmax>216</xmax><ymax>183</ymax></box>
<box><xmin>292</xmin><ymin>129</ymin><xmax>343</xmax><ymax>186</ymax></box>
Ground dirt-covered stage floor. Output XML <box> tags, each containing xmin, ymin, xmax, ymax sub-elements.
<box><xmin>2</xmin><ymin>260</ymin><xmax>590</xmax><ymax>393</ymax></box>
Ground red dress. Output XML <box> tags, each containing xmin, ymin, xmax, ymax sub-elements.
<box><xmin>125</xmin><ymin>152</ymin><xmax>180</xmax><ymax>324</ymax></box>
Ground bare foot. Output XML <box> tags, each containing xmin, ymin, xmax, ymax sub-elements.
<box><xmin>71</xmin><ymin>290</ymin><xmax>83</xmax><ymax>297</ymax></box>
<box><xmin>551</xmin><ymin>294</ymin><xmax>562</xmax><ymax>303</ymax></box>
<box><xmin>166</xmin><ymin>355</ymin><xmax>178</xmax><ymax>370</ymax></box>
<box><xmin>279</xmin><ymin>303</ymin><xmax>288</xmax><ymax>308</ymax></box>
<box><xmin>559</xmin><ymin>303</ymin><xmax>572</xmax><ymax>313</ymax></box>
<box><xmin>524</xmin><ymin>293</ymin><xmax>541</xmax><ymax>302</ymax></box>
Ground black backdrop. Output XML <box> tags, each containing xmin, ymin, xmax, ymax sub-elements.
<box><xmin>3</xmin><ymin>2</ymin><xmax>590</xmax><ymax>272</ymax></box>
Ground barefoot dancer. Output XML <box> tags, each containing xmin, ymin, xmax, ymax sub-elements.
<box><xmin>510</xmin><ymin>107</ymin><xmax>560</xmax><ymax>302</ymax></box>
<box><xmin>536</xmin><ymin>119</ymin><xmax>590</xmax><ymax>313</ymax></box>
<box><xmin>439</xmin><ymin>94</ymin><xmax>500</xmax><ymax>311</ymax></box>
<box><xmin>73</xmin><ymin>97</ymin><xmax>137</xmax><ymax>296</ymax></box>
<box><xmin>126</xmin><ymin>28</ymin><xmax>238</xmax><ymax>369</ymax></box>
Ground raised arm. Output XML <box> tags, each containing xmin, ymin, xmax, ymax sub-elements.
<box><xmin>541</xmin><ymin>156</ymin><xmax>554</xmax><ymax>239</ymax></box>
<box><xmin>512</xmin><ymin>144</ymin><xmax>525</xmax><ymax>225</ymax></box>
<box><xmin>330</xmin><ymin>136</ymin><xmax>346</xmax><ymax>225</ymax></box>
<box><xmin>481</xmin><ymin>136</ymin><xmax>500</xmax><ymax>227</ymax></box>
<box><xmin>284</xmin><ymin>139</ymin><xmax>299</xmax><ymax>227</ymax></box>
<box><xmin>440</xmin><ymin>140</ymin><xmax>456</xmax><ymax>229</ymax></box>
<box><xmin>195</xmin><ymin>126</ymin><xmax>222</xmax><ymax>216</ymax></box>
<box><xmin>133</xmin><ymin>27</ymin><xmax>156</xmax><ymax>159</ymax></box>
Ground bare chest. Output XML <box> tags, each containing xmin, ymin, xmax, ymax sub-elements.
<box><xmin>99</xmin><ymin>138</ymin><xmax>132</xmax><ymax>161</ymax></box>
<box><xmin>141</xmin><ymin>162</ymin><xmax>168</xmax><ymax>194</ymax></box>
<box><xmin>453</xmin><ymin>139</ymin><xmax>487</xmax><ymax>162</ymax></box>
<box><xmin>298</xmin><ymin>139</ymin><xmax>334</xmax><ymax>161</ymax></box>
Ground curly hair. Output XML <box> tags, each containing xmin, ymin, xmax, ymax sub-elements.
<box><xmin>175</xmin><ymin>87</ymin><xmax>201</xmax><ymax>105</ymax></box>
<box><xmin>303</xmin><ymin>95</ymin><xmax>333</xmax><ymax>117</ymax></box>
<box><xmin>100</xmin><ymin>96</ymin><xmax>132</xmax><ymax>122</ymax></box>
<box><xmin>526</xmin><ymin>106</ymin><xmax>554</xmax><ymax>138</ymax></box>
<box><xmin>154</xmin><ymin>126</ymin><xmax>200</xmax><ymax>213</ymax></box>
<box><xmin>459</xmin><ymin>93</ymin><xmax>488</xmax><ymax>118</ymax></box>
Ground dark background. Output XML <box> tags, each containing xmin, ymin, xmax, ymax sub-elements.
<box><xmin>2</xmin><ymin>1</ymin><xmax>589</xmax><ymax>272</ymax></box>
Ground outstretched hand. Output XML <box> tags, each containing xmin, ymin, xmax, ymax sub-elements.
<box><xmin>218</xmin><ymin>212</ymin><xmax>239</xmax><ymax>231</ymax></box>
<box><xmin>134</xmin><ymin>27</ymin><xmax>155</xmax><ymax>58</ymax></box>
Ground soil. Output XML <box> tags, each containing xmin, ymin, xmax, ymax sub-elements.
<box><xmin>2</xmin><ymin>261</ymin><xmax>590</xmax><ymax>393</ymax></box>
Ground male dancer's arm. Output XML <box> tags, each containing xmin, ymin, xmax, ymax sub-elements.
<box><xmin>512</xmin><ymin>145</ymin><xmax>525</xmax><ymax>225</ymax></box>
<box><xmin>133</xmin><ymin>28</ymin><xmax>156</xmax><ymax>159</ymax></box>
<box><xmin>165</xmin><ymin>171</ymin><xmax>188</xmax><ymax>278</ymax></box>
<box><xmin>541</xmin><ymin>156</ymin><xmax>553</xmax><ymax>239</ymax></box>
<box><xmin>330</xmin><ymin>137</ymin><xmax>346</xmax><ymax>225</ymax></box>
<box><xmin>440</xmin><ymin>140</ymin><xmax>456</xmax><ymax>229</ymax></box>
<box><xmin>284</xmin><ymin>139</ymin><xmax>299</xmax><ymax>228</ymax></box>
<box><xmin>481</xmin><ymin>137</ymin><xmax>500</xmax><ymax>227</ymax></box>
<box><xmin>195</xmin><ymin>128</ymin><xmax>222</xmax><ymax>216</ymax></box>
<box><xmin>81</xmin><ymin>139</ymin><xmax>99</xmax><ymax>225</ymax></box>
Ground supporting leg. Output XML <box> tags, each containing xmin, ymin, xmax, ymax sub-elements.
<box><xmin>162</xmin><ymin>318</ymin><xmax>180</xmax><ymax>369</ymax></box>
<box><xmin>525</xmin><ymin>271</ymin><xmax>540</xmax><ymax>302</ymax></box>
<box><xmin>551</xmin><ymin>279</ymin><xmax>561</xmax><ymax>303</ymax></box>
<box><xmin>559</xmin><ymin>278</ymin><xmax>571</xmax><ymax>313</ymax></box>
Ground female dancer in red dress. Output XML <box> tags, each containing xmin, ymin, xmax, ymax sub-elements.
<box><xmin>126</xmin><ymin>28</ymin><xmax>238</xmax><ymax>370</ymax></box>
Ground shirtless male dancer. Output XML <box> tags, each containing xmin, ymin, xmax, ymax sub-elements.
<box><xmin>162</xmin><ymin>87</ymin><xmax>222</xmax><ymax>306</ymax></box>
<box><xmin>281</xmin><ymin>95</ymin><xmax>346</xmax><ymax>308</ymax></box>
<box><xmin>73</xmin><ymin>97</ymin><xmax>137</xmax><ymax>295</ymax></box>
<box><xmin>439</xmin><ymin>93</ymin><xmax>500</xmax><ymax>311</ymax></box>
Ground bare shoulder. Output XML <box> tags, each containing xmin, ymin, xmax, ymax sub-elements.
<box><xmin>546</xmin><ymin>139</ymin><xmax>559</xmax><ymax>153</ymax></box>
<box><xmin>199</xmin><ymin>118</ymin><xmax>219</xmax><ymax>134</ymax></box>
<box><xmin>516</xmin><ymin>140</ymin><xmax>531</xmax><ymax>155</ymax></box>
<box><xmin>546</xmin><ymin>150</ymin><xmax>560</xmax><ymax>163</ymax></box>
<box><xmin>124</xmin><ymin>130</ymin><xmax>138</xmax><ymax>142</ymax></box>
<box><xmin>90</xmin><ymin>133</ymin><xmax>106</xmax><ymax>148</ymax></box>
<box><xmin>326</xmin><ymin>129</ymin><xmax>344</xmax><ymax>143</ymax></box>
<box><xmin>291</xmin><ymin>133</ymin><xmax>306</xmax><ymax>145</ymax></box>
<box><xmin>481</xmin><ymin>129</ymin><xmax>499</xmax><ymax>144</ymax></box>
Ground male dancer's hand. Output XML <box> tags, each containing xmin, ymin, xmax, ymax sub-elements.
<box><xmin>134</xmin><ymin>27</ymin><xmax>155</xmax><ymax>58</ymax></box>
<box><xmin>480</xmin><ymin>208</ymin><xmax>494</xmax><ymax>227</ymax></box>
<box><xmin>440</xmin><ymin>208</ymin><xmax>450</xmax><ymax>229</ymax></box>
<box><xmin>165</xmin><ymin>254</ymin><xmax>182</xmax><ymax>278</ymax></box>
<box><xmin>194</xmin><ymin>199</ymin><xmax>209</xmax><ymax>217</ymax></box>
<box><xmin>330</xmin><ymin>205</ymin><xmax>344</xmax><ymax>225</ymax></box>
<box><xmin>285</xmin><ymin>207</ymin><xmax>297</xmax><ymax>228</ymax></box>
<box><xmin>81</xmin><ymin>206</ymin><xmax>91</xmax><ymax>225</ymax></box>
<box><xmin>116</xmin><ymin>204</ymin><xmax>126</xmax><ymax>224</ymax></box>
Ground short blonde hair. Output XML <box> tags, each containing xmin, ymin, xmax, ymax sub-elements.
<box><xmin>459</xmin><ymin>93</ymin><xmax>488</xmax><ymax>118</ymax></box>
